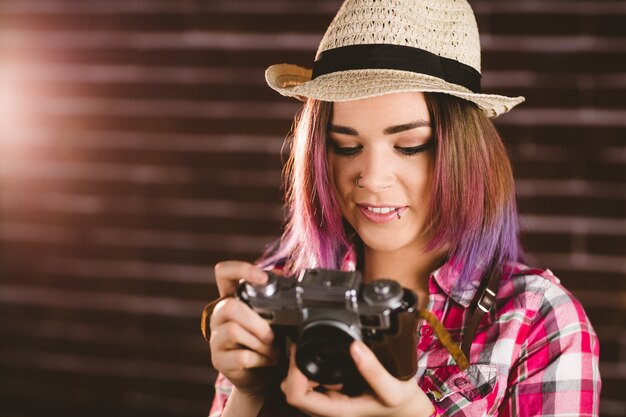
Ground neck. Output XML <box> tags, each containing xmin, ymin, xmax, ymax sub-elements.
<box><xmin>362</xmin><ymin>244</ymin><xmax>444</xmax><ymax>306</ymax></box>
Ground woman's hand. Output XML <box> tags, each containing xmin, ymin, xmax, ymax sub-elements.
<box><xmin>209</xmin><ymin>261</ymin><xmax>279</xmax><ymax>397</ymax></box>
<box><xmin>280</xmin><ymin>341</ymin><xmax>436</xmax><ymax>417</ymax></box>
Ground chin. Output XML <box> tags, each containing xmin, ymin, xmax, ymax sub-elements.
<box><xmin>365</xmin><ymin>242</ymin><xmax>405</xmax><ymax>253</ymax></box>
<box><xmin>359</xmin><ymin>230</ymin><xmax>416</xmax><ymax>253</ymax></box>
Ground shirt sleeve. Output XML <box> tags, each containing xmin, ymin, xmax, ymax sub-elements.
<box><xmin>498</xmin><ymin>280</ymin><xmax>601</xmax><ymax>417</ymax></box>
<box><xmin>209</xmin><ymin>372</ymin><xmax>234</xmax><ymax>417</ymax></box>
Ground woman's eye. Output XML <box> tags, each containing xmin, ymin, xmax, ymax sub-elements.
<box><xmin>328</xmin><ymin>140</ymin><xmax>434</xmax><ymax>157</ymax></box>
<box><xmin>395</xmin><ymin>141</ymin><xmax>434</xmax><ymax>156</ymax></box>
<box><xmin>329</xmin><ymin>142</ymin><xmax>362</xmax><ymax>157</ymax></box>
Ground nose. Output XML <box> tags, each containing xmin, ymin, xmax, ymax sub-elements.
<box><xmin>357</xmin><ymin>150</ymin><xmax>396</xmax><ymax>191</ymax></box>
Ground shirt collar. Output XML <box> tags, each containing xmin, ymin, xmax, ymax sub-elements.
<box><xmin>430</xmin><ymin>260</ymin><xmax>483</xmax><ymax>308</ymax></box>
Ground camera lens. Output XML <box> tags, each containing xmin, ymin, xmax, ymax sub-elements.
<box><xmin>296</xmin><ymin>321</ymin><xmax>360</xmax><ymax>385</ymax></box>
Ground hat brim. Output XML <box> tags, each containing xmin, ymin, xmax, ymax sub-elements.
<box><xmin>266</xmin><ymin>64</ymin><xmax>524</xmax><ymax>118</ymax></box>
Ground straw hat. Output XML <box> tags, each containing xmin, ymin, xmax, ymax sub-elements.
<box><xmin>265</xmin><ymin>0</ymin><xmax>524</xmax><ymax>118</ymax></box>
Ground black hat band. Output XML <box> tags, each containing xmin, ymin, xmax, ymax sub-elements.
<box><xmin>311</xmin><ymin>44</ymin><xmax>482</xmax><ymax>94</ymax></box>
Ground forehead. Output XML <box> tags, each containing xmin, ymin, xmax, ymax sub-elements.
<box><xmin>330</xmin><ymin>92</ymin><xmax>430</xmax><ymax>131</ymax></box>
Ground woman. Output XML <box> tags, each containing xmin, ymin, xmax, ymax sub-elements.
<box><xmin>206</xmin><ymin>1</ymin><xmax>601</xmax><ymax>416</ymax></box>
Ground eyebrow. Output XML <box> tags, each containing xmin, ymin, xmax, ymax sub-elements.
<box><xmin>327</xmin><ymin>120</ymin><xmax>431</xmax><ymax>136</ymax></box>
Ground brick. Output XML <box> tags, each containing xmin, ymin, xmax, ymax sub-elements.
<box><xmin>587</xmin><ymin>234</ymin><xmax>626</xmax><ymax>256</ymax></box>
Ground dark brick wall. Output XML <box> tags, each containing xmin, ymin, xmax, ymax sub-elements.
<box><xmin>0</xmin><ymin>1</ymin><xmax>623</xmax><ymax>416</ymax></box>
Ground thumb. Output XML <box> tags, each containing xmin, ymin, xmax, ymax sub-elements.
<box><xmin>350</xmin><ymin>340</ymin><xmax>405</xmax><ymax>405</ymax></box>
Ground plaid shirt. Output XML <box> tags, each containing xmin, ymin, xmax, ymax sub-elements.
<box><xmin>209</xmin><ymin>253</ymin><xmax>601</xmax><ymax>416</ymax></box>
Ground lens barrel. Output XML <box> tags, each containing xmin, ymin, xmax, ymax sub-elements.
<box><xmin>296</xmin><ymin>322</ymin><xmax>359</xmax><ymax>385</ymax></box>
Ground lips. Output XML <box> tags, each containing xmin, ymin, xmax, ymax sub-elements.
<box><xmin>357</xmin><ymin>204</ymin><xmax>407</xmax><ymax>223</ymax></box>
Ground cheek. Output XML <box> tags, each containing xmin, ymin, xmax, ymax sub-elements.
<box><xmin>420</xmin><ymin>160</ymin><xmax>435</xmax><ymax>207</ymax></box>
<box><xmin>327</xmin><ymin>156</ymin><xmax>354</xmax><ymax>196</ymax></box>
<box><xmin>402</xmin><ymin>157</ymin><xmax>434</xmax><ymax>203</ymax></box>
<box><xmin>326</xmin><ymin>156</ymin><xmax>345</xmax><ymax>214</ymax></box>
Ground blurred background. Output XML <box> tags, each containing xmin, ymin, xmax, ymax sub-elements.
<box><xmin>0</xmin><ymin>0</ymin><xmax>624</xmax><ymax>416</ymax></box>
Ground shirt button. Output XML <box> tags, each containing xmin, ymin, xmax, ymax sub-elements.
<box><xmin>420</xmin><ymin>325</ymin><xmax>433</xmax><ymax>337</ymax></box>
<box><xmin>464</xmin><ymin>388</ymin><xmax>478</xmax><ymax>400</ymax></box>
<box><xmin>454</xmin><ymin>377</ymin><xmax>468</xmax><ymax>388</ymax></box>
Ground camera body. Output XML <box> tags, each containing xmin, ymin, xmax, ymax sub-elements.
<box><xmin>237</xmin><ymin>268</ymin><xmax>419</xmax><ymax>394</ymax></box>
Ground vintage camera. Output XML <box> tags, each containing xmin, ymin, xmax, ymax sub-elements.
<box><xmin>237</xmin><ymin>268</ymin><xmax>419</xmax><ymax>395</ymax></box>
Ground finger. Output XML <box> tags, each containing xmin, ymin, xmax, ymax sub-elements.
<box><xmin>211</xmin><ymin>321</ymin><xmax>277</xmax><ymax>359</ymax></box>
<box><xmin>210</xmin><ymin>297</ymin><xmax>274</xmax><ymax>344</ymax></box>
<box><xmin>350</xmin><ymin>340</ymin><xmax>406</xmax><ymax>406</ymax></box>
<box><xmin>214</xmin><ymin>348</ymin><xmax>277</xmax><ymax>372</ymax></box>
<box><xmin>214</xmin><ymin>261</ymin><xmax>268</xmax><ymax>296</ymax></box>
<box><xmin>281</xmin><ymin>344</ymin><xmax>311</xmax><ymax>398</ymax></box>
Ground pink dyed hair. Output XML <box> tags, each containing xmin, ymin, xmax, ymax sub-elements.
<box><xmin>258</xmin><ymin>94</ymin><xmax>522</xmax><ymax>285</ymax></box>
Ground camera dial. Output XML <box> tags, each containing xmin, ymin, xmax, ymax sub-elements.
<box><xmin>363</xmin><ymin>279</ymin><xmax>403</xmax><ymax>307</ymax></box>
<box><xmin>243</xmin><ymin>272</ymin><xmax>278</xmax><ymax>298</ymax></box>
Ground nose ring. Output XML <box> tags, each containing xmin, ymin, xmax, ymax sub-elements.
<box><xmin>356</xmin><ymin>175</ymin><xmax>364</xmax><ymax>188</ymax></box>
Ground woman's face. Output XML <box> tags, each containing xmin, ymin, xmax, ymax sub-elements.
<box><xmin>326</xmin><ymin>91</ymin><xmax>434</xmax><ymax>253</ymax></box>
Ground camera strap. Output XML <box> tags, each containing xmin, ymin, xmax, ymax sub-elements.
<box><xmin>201</xmin><ymin>295</ymin><xmax>230</xmax><ymax>342</ymax></box>
<box><xmin>415</xmin><ymin>309</ymin><xmax>470</xmax><ymax>370</ymax></box>
<box><xmin>460</xmin><ymin>264</ymin><xmax>501</xmax><ymax>363</ymax></box>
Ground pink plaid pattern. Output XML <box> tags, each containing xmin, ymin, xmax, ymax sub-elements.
<box><xmin>209</xmin><ymin>257</ymin><xmax>601</xmax><ymax>416</ymax></box>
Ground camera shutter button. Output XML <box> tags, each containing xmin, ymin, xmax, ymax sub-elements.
<box><xmin>374</xmin><ymin>283</ymin><xmax>390</xmax><ymax>295</ymax></box>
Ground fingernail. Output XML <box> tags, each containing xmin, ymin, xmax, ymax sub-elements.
<box><xmin>351</xmin><ymin>340</ymin><xmax>366</xmax><ymax>362</ymax></box>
